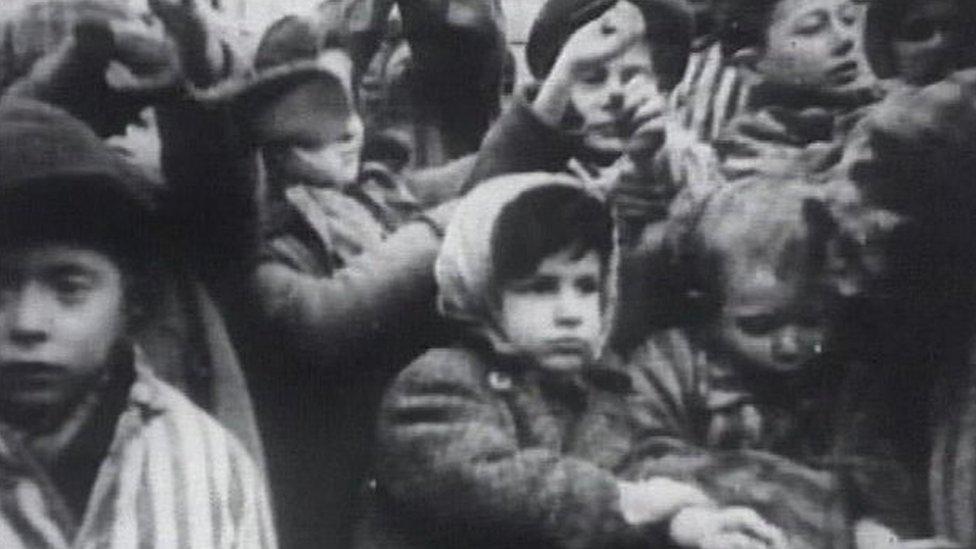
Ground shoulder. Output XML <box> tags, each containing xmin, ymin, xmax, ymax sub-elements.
<box><xmin>625</xmin><ymin>329</ymin><xmax>704</xmax><ymax>395</ymax></box>
<box><xmin>142</xmin><ymin>375</ymin><xmax>262</xmax><ymax>479</ymax></box>
<box><xmin>389</xmin><ymin>346</ymin><xmax>493</xmax><ymax>396</ymax></box>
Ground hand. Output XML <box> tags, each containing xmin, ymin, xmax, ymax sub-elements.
<box><xmin>618</xmin><ymin>478</ymin><xmax>711</xmax><ymax>526</ymax></box>
<box><xmin>550</xmin><ymin>2</ymin><xmax>646</xmax><ymax>80</ymax></box>
<box><xmin>6</xmin><ymin>16</ymin><xmax>178</xmax><ymax>136</ymax></box>
<box><xmin>532</xmin><ymin>1</ymin><xmax>646</xmax><ymax>127</ymax></box>
<box><xmin>149</xmin><ymin>0</ymin><xmax>225</xmax><ymax>87</ymax></box>
<box><xmin>854</xmin><ymin>519</ymin><xmax>961</xmax><ymax>549</ymax></box>
<box><xmin>670</xmin><ymin>506</ymin><xmax>789</xmax><ymax>549</ymax></box>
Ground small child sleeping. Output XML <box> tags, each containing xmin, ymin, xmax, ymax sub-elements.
<box><xmin>627</xmin><ymin>176</ymin><xmax>938</xmax><ymax>548</ymax></box>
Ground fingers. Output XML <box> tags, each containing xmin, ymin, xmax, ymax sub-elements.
<box><xmin>897</xmin><ymin>539</ymin><xmax>962</xmax><ymax>549</ymax></box>
<box><xmin>701</xmin><ymin>532</ymin><xmax>772</xmax><ymax>549</ymax></box>
<box><xmin>643</xmin><ymin>477</ymin><xmax>712</xmax><ymax>511</ymax></box>
<box><xmin>717</xmin><ymin>507</ymin><xmax>790</xmax><ymax>549</ymax></box>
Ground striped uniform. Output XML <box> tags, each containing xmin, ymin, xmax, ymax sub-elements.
<box><xmin>0</xmin><ymin>360</ymin><xmax>277</xmax><ymax>549</ymax></box>
<box><xmin>669</xmin><ymin>39</ymin><xmax>750</xmax><ymax>145</ymax></box>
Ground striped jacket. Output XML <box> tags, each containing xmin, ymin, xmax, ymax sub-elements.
<box><xmin>0</xmin><ymin>358</ymin><xmax>277</xmax><ymax>549</ymax></box>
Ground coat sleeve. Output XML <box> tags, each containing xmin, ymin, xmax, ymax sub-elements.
<box><xmin>374</xmin><ymin>348</ymin><xmax>664</xmax><ymax>549</ymax></box>
<box><xmin>463</xmin><ymin>98</ymin><xmax>581</xmax><ymax>192</ymax></box>
<box><xmin>621</xmin><ymin>332</ymin><xmax>852</xmax><ymax>549</ymax></box>
<box><xmin>251</xmin><ymin>220</ymin><xmax>441</xmax><ymax>362</ymax></box>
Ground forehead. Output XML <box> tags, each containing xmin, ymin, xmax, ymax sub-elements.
<box><xmin>533</xmin><ymin>248</ymin><xmax>601</xmax><ymax>275</ymax></box>
<box><xmin>0</xmin><ymin>243</ymin><xmax>121</xmax><ymax>275</ymax></box>
<box><xmin>771</xmin><ymin>0</ymin><xmax>847</xmax><ymax>22</ymax></box>
<box><xmin>611</xmin><ymin>40</ymin><xmax>654</xmax><ymax>68</ymax></box>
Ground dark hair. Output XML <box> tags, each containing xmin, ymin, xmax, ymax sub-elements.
<box><xmin>0</xmin><ymin>178</ymin><xmax>162</xmax><ymax>326</ymax></box>
<box><xmin>713</xmin><ymin>0</ymin><xmax>781</xmax><ymax>57</ymax></box>
<box><xmin>491</xmin><ymin>186</ymin><xmax>612</xmax><ymax>286</ymax></box>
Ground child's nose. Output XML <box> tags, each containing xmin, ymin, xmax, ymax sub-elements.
<box><xmin>553</xmin><ymin>292</ymin><xmax>584</xmax><ymax>326</ymax></box>
<box><xmin>604</xmin><ymin>80</ymin><xmax>625</xmax><ymax>111</ymax></box>
<box><xmin>5</xmin><ymin>286</ymin><xmax>51</xmax><ymax>345</ymax></box>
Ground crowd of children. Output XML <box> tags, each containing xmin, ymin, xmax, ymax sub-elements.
<box><xmin>1</xmin><ymin>0</ymin><xmax>976</xmax><ymax>547</ymax></box>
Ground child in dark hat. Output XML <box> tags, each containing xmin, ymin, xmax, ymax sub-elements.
<box><xmin>463</xmin><ymin>0</ymin><xmax>692</xmax><ymax>196</ymax></box>
<box><xmin>0</xmin><ymin>0</ymin><xmax>268</xmax><ymax>466</ymax></box>
<box><xmin>0</xmin><ymin>96</ymin><xmax>276</xmax><ymax>548</ymax></box>
<box><xmin>363</xmin><ymin>173</ymin><xmax>787</xmax><ymax>549</ymax></box>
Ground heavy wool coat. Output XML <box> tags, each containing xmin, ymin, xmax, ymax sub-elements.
<box><xmin>363</xmin><ymin>344</ymin><xmax>673</xmax><ymax>549</ymax></box>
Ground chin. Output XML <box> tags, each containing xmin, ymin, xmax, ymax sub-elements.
<box><xmin>538</xmin><ymin>356</ymin><xmax>587</xmax><ymax>374</ymax></box>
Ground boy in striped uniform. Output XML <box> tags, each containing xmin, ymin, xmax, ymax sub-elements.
<box><xmin>0</xmin><ymin>97</ymin><xmax>277</xmax><ymax>548</ymax></box>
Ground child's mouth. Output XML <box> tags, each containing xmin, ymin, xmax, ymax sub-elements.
<box><xmin>546</xmin><ymin>338</ymin><xmax>588</xmax><ymax>354</ymax></box>
<box><xmin>828</xmin><ymin>61</ymin><xmax>861</xmax><ymax>86</ymax></box>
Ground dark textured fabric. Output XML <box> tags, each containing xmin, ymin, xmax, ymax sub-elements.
<box><xmin>617</xmin><ymin>329</ymin><xmax>916</xmax><ymax>549</ymax></box>
<box><xmin>363</xmin><ymin>345</ymin><xmax>669</xmax><ymax>549</ymax></box>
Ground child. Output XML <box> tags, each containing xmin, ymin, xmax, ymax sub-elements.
<box><xmin>464</xmin><ymin>0</ymin><xmax>692</xmax><ymax>196</ymax></box>
<box><xmin>362</xmin><ymin>173</ymin><xmax>786</xmax><ymax>549</ymax></box>
<box><xmin>626</xmin><ymin>177</ymin><xmax>941</xmax><ymax>548</ymax></box>
<box><xmin>0</xmin><ymin>97</ymin><xmax>276</xmax><ymax>548</ymax></box>
<box><xmin>205</xmin><ymin>13</ymin><xmax>458</xmax><ymax>548</ymax></box>
<box><xmin>706</xmin><ymin>0</ymin><xmax>877</xmax><ymax>182</ymax></box>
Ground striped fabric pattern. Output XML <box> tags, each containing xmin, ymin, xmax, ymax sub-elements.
<box><xmin>0</xmin><ymin>362</ymin><xmax>277</xmax><ymax>549</ymax></box>
<box><xmin>669</xmin><ymin>39</ymin><xmax>749</xmax><ymax>144</ymax></box>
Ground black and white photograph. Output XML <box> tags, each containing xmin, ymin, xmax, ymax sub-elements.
<box><xmin>0</xmin><ymin>0</ymin><xmax>974</xmax><ymax>547</ymax></box>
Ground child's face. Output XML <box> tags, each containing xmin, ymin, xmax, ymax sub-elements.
<box><xmin>756</xmin><ymin>0</ymin><xmax>869</xmax><ymax>92</ymax></box>
<box><xmin>890</xmin><ymin>0</ymin><xmax>962</xmax><ymax>84</ymax></box>
<box><xmin>286</xmin><ymin>112</ymin><xmax>365</xmax><ymax>190</ymax></box>
<box><xmin>0</xmin><ymin>244</ymin><xmax>127</xmax><ymax>419</ymax></box>
<box><xmin>497</xmin><ymin>248</ymin><xmax>602</xmax><ymax>374</ymax></box>
<box><xmin>711</xmin><ymin>267</ymin><xmax>830</xmax><ymax>373</ymax></box>
<box><xmin>570</xmin><ymin>29</ymin><xmax>663</xmax><ymax>155</ymax></box>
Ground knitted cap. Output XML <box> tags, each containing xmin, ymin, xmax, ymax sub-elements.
<box><xmin>526</xmin><ymin>0</ymin><xmax>692</xmax><ymax>89</ymax></box>
<box><xmin>0</xmin><ymin>98</ymin><xmax>156</xmax><ymax>260</ymax></box>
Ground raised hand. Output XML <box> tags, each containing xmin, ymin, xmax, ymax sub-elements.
<box><xmin>670</xmin><ymin>506</ymin><xmax>790</xmax><ymax>549</ymax></box>
<box><xmin>533</xmin><ymin>1</ymin><xmax>647</xmax><ymax>127</ymax></box>
<box><xmin>550</xmin><ymin>2</ymin><xmax>646</xmax><ymax>80</ymax></box>
<box><xmin>148</xmin><ymin>0</ymin><xmax>225</xmax><ymax>87</ymax></box>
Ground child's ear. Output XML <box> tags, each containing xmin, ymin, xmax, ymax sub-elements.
<box><xmin>728</xmin><ymin>46</ymin><xmax>762</xmax><ymax>70</ymax></box>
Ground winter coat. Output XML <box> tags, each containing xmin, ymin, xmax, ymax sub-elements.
<box><xmin>620</xmin><ymin>328</ymin><xmax>935</xmax><ymax>548</ymax></box>
<box><xmin>357</xmin><ymin>173</ymin><xmax>673</xmax><ymax>549</ymax></box>
<box><xmin>162</xmin><ymin>99</ymin><xmax>453</xmax><ymax>546</ymax></box>
<box><xmin>360</xmin><ymin>343</ymin><xmax>673</xmax><ymax>549</ymax></box>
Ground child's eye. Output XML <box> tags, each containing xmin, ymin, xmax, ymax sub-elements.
<box><xmin>578</xmin><ymin>67</ymin><xmax>608</xmax><ymax>85</ymax></box>
<box><xmin>620</xmin><ymin>66</ymin><xmax>651</xmax><ymax>85</ymax></box>
<box><xmin>793</xmin><ymin>11</ymin><xmax>829</xmax><ymax>35</ymax></box>
<box><xmin>509</xmin><ymin>277</ymin><xmax>558</xmax><ymax>295</ymax></box>
<box><xmin>735</xmin><ymin>313</ymin><xmax>781</xmax><ymax>335</ymax></box>
<box><xmin>575</xmin><ymin>275</ymin><xmax>600</xmax><ymax>295</ymax></box>
<box><xmin>51</xmin><ymin>276</ymin><xmax>94</xmax><ymax>303</ymax></box>
<box><xmin>837</xmin><ymin>3</ymin><xmax>860</xmax><ymax>26</ymax></box>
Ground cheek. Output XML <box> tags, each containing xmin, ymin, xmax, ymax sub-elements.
<box><xmin>58</xmin><ymin>298</ymin><xmax>127</xmax><ymax>359</ymax></box>
<box><xmin>570</xmin><ymin>85</ymin><xmax>605</xmax><ymax>121</ymax></box>
<box><xmin>498</xmin><ymin>297</ymin><xmax>548</xmax><ymax>344</ymax></box>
